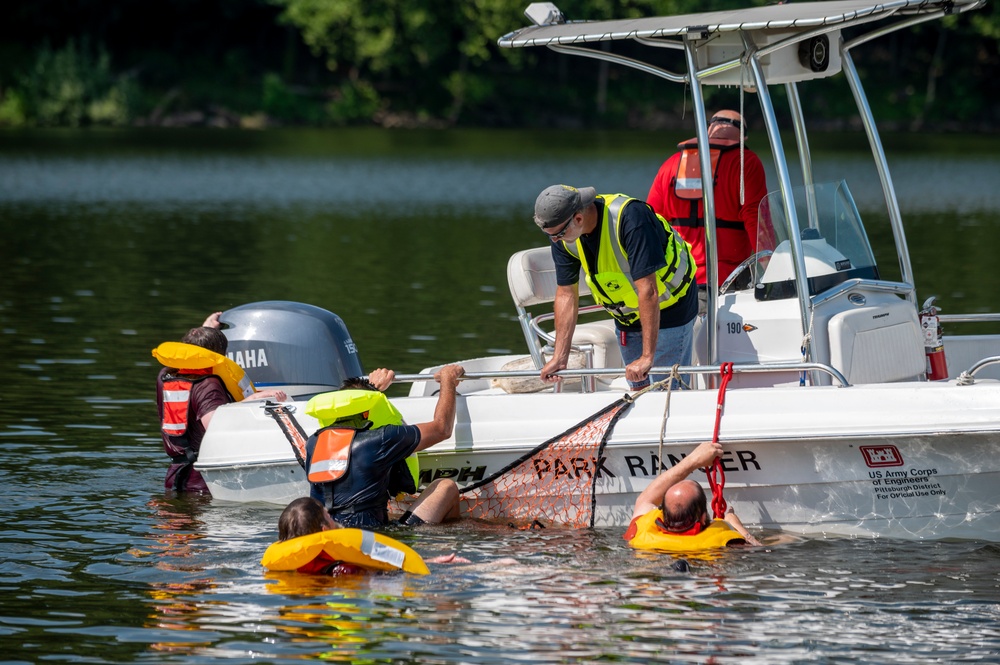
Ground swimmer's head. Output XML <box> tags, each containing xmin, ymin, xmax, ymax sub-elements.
<box><xmin>658</xmin><ymin>479</ymin><xmax>710</xmax><ymax>534</ymax></box>
<box><xmin>278</xmin><ymin>497</ymin><xmax>340</xmax><ymax>541</ymax></box>
<box><xmin>181</xmin><ymin>326</ymin><xmax>228</xmax><ymax>355</ymax></box>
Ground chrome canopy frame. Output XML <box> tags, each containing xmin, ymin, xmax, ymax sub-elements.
<box><xmin>501</xmin><ymin>0</ymin><xmax>985</xmax><ymax>365</ymax></box>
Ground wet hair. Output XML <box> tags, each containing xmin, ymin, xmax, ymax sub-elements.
<box><xmin>278</xmin><ymin>497</ymin><xmax>330</xmax><ymax>541</ymax></box>
<box><xmin>660</xmin><ymin>483</ymin><xmax>709</xmax><ymax>533</ymax></box>
<box><xmin>339</xmin><ymin>376</ymin><xmax>379</xmax><ymax>392</ymax></box>
<box><xmin>181</xmin><ymin>326</ymin><xmax>228</xmax><ymax>355</ymax></box>
<box><xmin>332</xmin><ymin>377</ymin><xmax>380</xmax><ymax>427</ymax></box>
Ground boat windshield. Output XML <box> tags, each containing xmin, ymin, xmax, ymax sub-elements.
<box><xmin>752</xmin><ymin>180</ymin><xmax>879</xmax><ymax>301</ymax></box>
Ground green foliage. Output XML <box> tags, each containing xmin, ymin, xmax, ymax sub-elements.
<box><xmin>0</xmin><ymin>0</ymin><xmax>997</xmax><ymax>129</ymax></box>
<box><xmin>14</xmin><ymin>40</ymin><xmax>135</xmax><ymax>127</ymax></box>
<box><xmin>0</xmin><ymin>89</ymin><xmax>27</xmax><ymax>126</ymax></box>
<box><xmin>325</xmin><ymin>80</ymin><xmax>381</xmax><ymax>124</ymax></box>
<box><xmin>262</xmin><ymin>72</ymin><xmax>328</xmax><ymax>124</ymax></box>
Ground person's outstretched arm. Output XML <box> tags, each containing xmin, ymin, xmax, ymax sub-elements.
<box><xmin>415</xmin><ymin>364</ymin><xmax>465</xmax><ymax>450</ymax></box>
<box><xmin>540</xmin><ymin>283</ymin><xmax>580</xmax><ymax>383</ymax></box>
<box><xmin>631</xmin><ymin>441</ymin><xmax>722</xmax><ymax>520</ymax></box>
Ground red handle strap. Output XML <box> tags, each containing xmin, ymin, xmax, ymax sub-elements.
<box><xmin>706</xmin><ymin>362</ymin><xmax>734</xmax><ymax>518</ymax></box>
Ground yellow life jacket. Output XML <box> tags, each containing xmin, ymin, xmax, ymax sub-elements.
<box><xmin>626</xmin><ymin>511</ymin><xmax>745</xmax><ymax>552</ymax></box>
<box><xmin>305</xmin><ymin>389</ymin><xmax>419</xmax><ymax>491</ymax></box>
<box><xmin>564</xmin><ymin>194</ymin><xmax>696</xmax><ymax>326</ymax></box>
<box><xmin>152</xmin><ymin>341</ymin><xmax>255</xmax><ymax>402</ymax></box>
<box><xmin>261</xmin><ymin>528</ymin><xmax>429</xmax><ymax>575</ymax></box>
<box><xmin>306</xmin><ymin>389</ymin><xmax>404</xmax><ymax>428</ymax></box>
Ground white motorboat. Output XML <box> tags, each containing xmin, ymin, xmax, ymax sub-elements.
<box><xmin>196</xmin><ymin>0</ymin><xmax>1000</xmax><ymax>540</ymax></box>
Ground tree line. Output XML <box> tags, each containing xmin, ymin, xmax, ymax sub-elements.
<box><xmin>1</xmin><ymin>0</ymin><xmax>997</xmax><ymax>131</ymax></box>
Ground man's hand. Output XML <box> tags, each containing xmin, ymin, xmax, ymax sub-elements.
<box><xmin>416</xmin><ymin>365</ymin><xmax>465</xmax><ymax>450</ymax></box>
<box><xmin>625</xmin><ymin>355</ymin><xmax>653</xmax><ymax>384</ymax></box>
<box><xmin>434</xmin><ymin>364</ymin><xmax>465</xmax><ymax>386</ymax></box>
<box><xmin>540</xmin><ymin>356</ymin><xmax>568</xmax><ymax>383</ymax></box>
<box><xmin>202</xmin><ymin>311</ymin><xmax>223</xmax><ymax>329</ymax></box>
<box><xmin>245</xmin><ymin>388</ymin><xmax>288</xmax><ymax>402</ymax></box>
<box><xmin>427</xmin><ymin>553</ymin><xmax>472</xmax><ymax>564</ymax></box>
<box><xmin>686</xmin><ymin>440</ymin><xmax>723</xmax><ymax>470</ymax></box>
<box><xmin>368</xmin><ymin>368</ymin><xmax>395</xmax><ymax>392</ymax></box>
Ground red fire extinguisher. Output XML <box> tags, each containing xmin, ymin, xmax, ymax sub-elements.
<box><xmin>920</xmin><ymin>296</ymin><xmax>949</xmax><ymax>381</ymax></box>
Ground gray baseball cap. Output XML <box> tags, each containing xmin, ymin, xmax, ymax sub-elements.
<box><xmin>533</xmin><ymin>185</ymin><xmax>596</xmax><ymax>229</ymax></box>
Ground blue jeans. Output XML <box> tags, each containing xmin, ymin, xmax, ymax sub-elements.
<box><xmin>618</xmin><ymin>321</ymin><xmax>694</xmax><ymax>390</ymax></box>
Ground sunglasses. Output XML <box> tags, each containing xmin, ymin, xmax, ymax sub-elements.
<box><xmin>710</xmin><ymin>116</ymin><xmax>742</xmax><ymax>131</ymax></box>
<box><xmin>545</xmin><ymin>215</ymin><xmax>575</xmax><ymax>241</ymax></box>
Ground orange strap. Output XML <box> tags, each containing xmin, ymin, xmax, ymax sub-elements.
<box><xmin>706</xmin><ymin>362</ymin><xmax>734</xmax><ymax>518</ymax></box>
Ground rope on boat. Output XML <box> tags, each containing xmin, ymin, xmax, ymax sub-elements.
<box><xmin>655</xmin><ymin>365</ymin><xmax>684</xmax><ymax>476</ymax></box>
<box><xmin>800</xmin><ymin>306</ymin><xmax>817</xmax><ymax>386</ymax></box>
<box><xmin>707</xmin><ymin>362</ymin><xmax>734</xmax><ymax>518</ymax></box>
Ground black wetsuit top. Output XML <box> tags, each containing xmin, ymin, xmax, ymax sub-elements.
<box><xmin>309</xmin><ymin>424</ymin><xmax>421</xmax><ymax>529</ymax></box>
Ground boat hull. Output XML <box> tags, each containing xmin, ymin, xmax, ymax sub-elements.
<box><xmin>198</xmin><ymin>379</ymin><xmax>1000</xmax><ymax>540</ymax></box>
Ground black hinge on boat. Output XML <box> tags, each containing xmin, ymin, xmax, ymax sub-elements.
<box><xmin>686</xmin><ymin>25</ymin><xmax>710</xmax><ymax>40</ymax></box>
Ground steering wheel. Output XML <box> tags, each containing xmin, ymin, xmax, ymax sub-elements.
<box><xmin>719</xmin><ymin>249</ymin><xmax>773</xmax><ymax>295</ymax></box>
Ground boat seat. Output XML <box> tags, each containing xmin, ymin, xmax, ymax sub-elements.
<box><xmin>502</xmin><ymin>247</ymin><xmax>623</xmax><ymax>392</ymax></box>
<box><xmin>508</xmin><ymin>245</ymin><xmax>593</xmax><ymax>307</ymax></box>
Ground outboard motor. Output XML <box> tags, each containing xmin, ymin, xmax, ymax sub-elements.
<box><xmin>219</xmin><ymin>301</ymin><xmax>363</xmax><ymax>392</ymax></box>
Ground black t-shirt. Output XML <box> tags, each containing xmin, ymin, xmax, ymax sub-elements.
<box><xmin>551</xmin><ymin>198</ymin><xmax>697</xmax><ymax>332</ymax></box>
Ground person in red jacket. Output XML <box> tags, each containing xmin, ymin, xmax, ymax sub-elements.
<box><xmin>647</xmin><ymin>110</ymin><xmax>770</xmax><ymax>314</ymax></box>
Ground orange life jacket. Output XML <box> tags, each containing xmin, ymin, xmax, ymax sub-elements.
<box><xmin>161</xmin><ymin>369</ymin><xmax>217</xmax><ymax>440</ymax></box>
<box><xmin>673</xmin><ymin>138</ymin><xmax>739</xmax><ymax>200</ymax></box>
<box><xmin>306</xmin><ymin>426</ymin><xmax>356</xmax><ymax>483</ymax></box>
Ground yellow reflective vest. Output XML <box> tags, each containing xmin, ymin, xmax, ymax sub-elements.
<box><xmin>563</xmin><ymin>194</ymin><xmax>695</xmax><ymax>326</ymax></box>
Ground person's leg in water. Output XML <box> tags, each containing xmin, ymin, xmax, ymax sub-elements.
<box><xmin>399</xmin><ymin>478</ymin><xmax>460</xmax><ymax>525</ymax></box>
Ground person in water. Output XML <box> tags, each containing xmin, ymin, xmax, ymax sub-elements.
<box><xmin>625</xmin><ymin>440</ymin><xmax>761</xmax><ymax>548</ymax></box>
<box><xmin>155</xmin><ymin>312</ymin><xmax>287</xmax><ymax>493</ymax></box>
<box><xmin>306</xmin><ymin>364</ymin><xmax>465</xmax><ymax>528</ymax></box>
<box><xmin>276</xmin><ymin>497</ymin><xmax>469</xmax><ymax>575</ymax></box>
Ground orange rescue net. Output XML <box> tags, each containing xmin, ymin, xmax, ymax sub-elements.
<box><xmin>457</xmin><ymin>397</ymin><xmax>633</xmax><ymax>528</ymax></box>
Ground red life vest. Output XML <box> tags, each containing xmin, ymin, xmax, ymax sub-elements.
<box><xmin>673</xmin><ymin>138</ymin><xmax>739</xmax><ymax>200</ymax></box>
<box><xmin>161</xmin><ymin>369</ymin><xmax>215</xmax><ymax>440</ymax></box>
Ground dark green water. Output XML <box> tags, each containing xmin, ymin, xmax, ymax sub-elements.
<box><xmin>1</xmin><ymin>128</ymin><xmax>999</xmax><ymax>663</ymax></box>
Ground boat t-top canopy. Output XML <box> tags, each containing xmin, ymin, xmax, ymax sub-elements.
<box><xmin>498</xmin><ymin>0</ymin><xmax>985</xmax><ymax>366</ymax></box>
<box><xmin>500</xmin><ymin>0</ymin><xmax>983</xmax><ymax>49</ymax></box>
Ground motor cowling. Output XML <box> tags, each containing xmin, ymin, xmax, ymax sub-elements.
<box><xmin>219</xmin><ymin>301</ymin><xmax>364</xmax><ymax>390</ymax></box>
<box><xmin>919</xmin><ymin>296</ymin><xmax>949</xmax><ymax>381</ymax></box>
